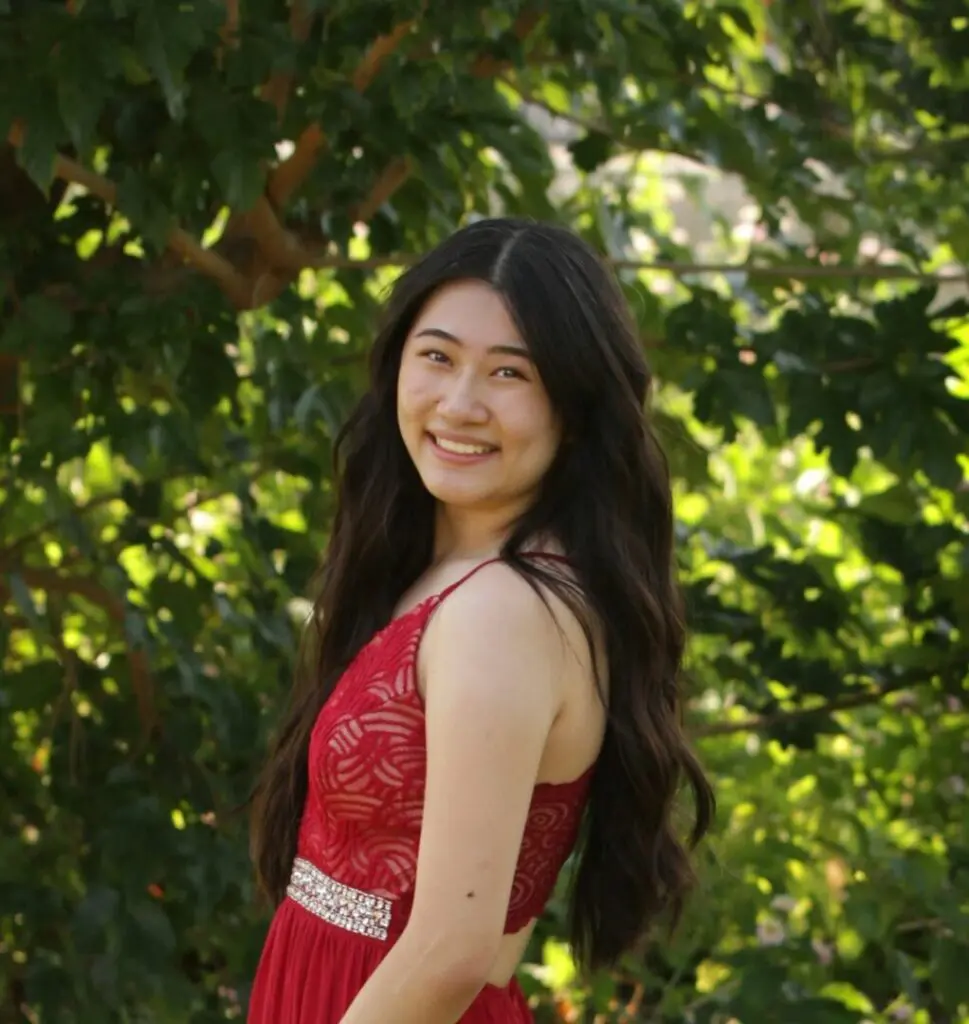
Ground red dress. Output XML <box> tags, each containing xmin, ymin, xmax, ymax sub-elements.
<box><xmin>248</xmin><ymin>559</ymin><xmax>594</xmax><ymax>1022</ymax></box>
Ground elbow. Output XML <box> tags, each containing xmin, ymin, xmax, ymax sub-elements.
<box><xmin>399</xmin><ymin>928</ymin><xmax>500</xmax><ymax>997</ymax></box>
<box><xmin>436</xmin><ymin>946</ymin><xmax>499</xmax><ymax>995</ymax></box>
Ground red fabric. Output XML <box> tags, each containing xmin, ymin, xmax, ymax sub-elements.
<box><xmin>249</xmin><ymin>557</ymin><xmax>593</xmax><ymax>1022</ymax></box>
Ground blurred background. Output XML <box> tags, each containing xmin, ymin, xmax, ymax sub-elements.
<box><xmin>1</xmin><ymin>1</ymin><xmax>968</xmax><ymax>1022</ymax></box>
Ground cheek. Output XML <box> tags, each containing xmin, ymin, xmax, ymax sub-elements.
<box><xmin>502</xmin><ymin>399</ymin><xmax>560</xmax><ymax>456</ymax></box>
<box><xmin>397</xmin><ymin>372</ymin><xmax>433</xmax><ymax>427</ymax></box>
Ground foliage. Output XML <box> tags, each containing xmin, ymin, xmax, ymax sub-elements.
<box><xmin>1</xmin><ymin>1</ymin><xmax>968</xmax><ymax>1021</ymax></box>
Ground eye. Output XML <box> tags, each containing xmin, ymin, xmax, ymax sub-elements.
<box><xmin>420</xmin><ymin>349</ymin><xmax>450</xmax><ymax>365</ymax></box>
<box><xmin>494</xmin><ymin>366</ymin><xmax>527</xmax><ymax>380</ymax></box>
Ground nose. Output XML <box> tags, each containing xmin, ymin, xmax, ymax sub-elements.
<box><xmin>437</xmin><ymin>370</ymin><xmax>487</xmax><ymax>422</ymax></box>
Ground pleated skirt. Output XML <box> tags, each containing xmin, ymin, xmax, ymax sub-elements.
<box><xmin>248</xmin><ymin>898</ymin><xmax>533</xmax><ymax>1022</ymax></box>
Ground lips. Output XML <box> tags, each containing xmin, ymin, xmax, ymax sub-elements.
<box><xmin>427</xmin><ymin>432</ymin><xmax>498</xmax><ymax>456</ymax></box>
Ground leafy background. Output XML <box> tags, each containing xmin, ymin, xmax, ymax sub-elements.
<box><xmin>1</xmin><ymin>1</ymin><xmax>967</xmax><ymax>1022</ymax></box>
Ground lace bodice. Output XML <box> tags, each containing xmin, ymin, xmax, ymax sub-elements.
<box><xmin>296</xmin><ymin>561</ymin><xmax>593</xmax><ymax>938</ymax></box>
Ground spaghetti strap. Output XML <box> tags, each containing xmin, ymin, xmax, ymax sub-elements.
<box><xmin>436</xmin><ymin>551</ymin><xmax>570</xmax><ymax>602</ymax></box>
<box><xmin>435</xmin><ymin>557</ymin><xmax>505</xmax><ymax>601</ymax></box>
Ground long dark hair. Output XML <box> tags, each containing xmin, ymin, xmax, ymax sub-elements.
<box><xmin>250</xmin><ymin>217</ymin><xmax>715</xmax><ymax>971</ymax></box>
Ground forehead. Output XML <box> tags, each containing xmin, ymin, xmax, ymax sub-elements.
<box><xmin>411</xmin><ymin>279</ymin><xmax>524</xmax><ymax>348</ymax></box>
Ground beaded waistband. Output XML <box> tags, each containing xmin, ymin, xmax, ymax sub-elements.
<box><xmin>286</xmin><ymin>857</ymin><xmax>393</xmax><ymax>941</ymax></box>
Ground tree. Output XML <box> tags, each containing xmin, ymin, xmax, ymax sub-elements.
<box><xmin>1</xmin><ymin>1</ymin><xmax>967</xmax><ymax>1021</ymax></box>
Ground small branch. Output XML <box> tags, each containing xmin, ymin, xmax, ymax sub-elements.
<box><xmin>470</xmin><ymin>9</ymin><xmax>545</xmax><ymax>77</ymax></box>
<box><xmin>407</xmin><ymin>10</ymin><xmax>548</xmax><ymax>76</ymax></box>
<box><xmin>502</xmin><ymin>66</ymin><xmax>959</xmax><ymax>175</ymax></box>
<box><xmin>352</xmin><ymin>156</ymin><xmax>413</xmax><ymax>223</ymax></box>
<box><xmin>168</xmin><ymin>227</ymin><xmax>251</xmax><ymax>306</ymax></box>
<box><xmin>55</xmin><ymin>152</ymin><xmax>117</xmax><ymax>204</ymax></box>
<box><xmin>261</xmin><ymin>0</ymin><xmax>316</xmax><ymax>121</ymax></box>
<box><xmin>240</xmin><ymin>196</ymin><xmax>308</xmax><ymax>271</ymax></box>
<box><xmin>895</xmin><ymin>917</ymin><xmax>946</xmax><ymax>935</ymax></box>
<box><xmin>268</xmin><ymin>19</ymin><xmax>416</xmax><ymax>208</ymax></box>
<box><xmin>307</xmin><ymin>250</ymin><xmax>969</xmax><ymax>283</ymax></box>
<box><xmin>696</xmin><ymin>682</ymin><xmax>913</xmax><ymax>738</ymax></box>
<box><xmin>220</xmin><ymin>0</ymin><xmax>240</xmax><ymax>49</ymax></box>
<box><xmin>351</xmin><ymin>19</ymin><xmax>417</xmax><ymax>93</ymax></box>
<box><xmin>8</xmin><ymin>123</ymin><xmax>251</xmax><ymax>308</ymax></box>
<box><xmin>821</xmin><ymin>356</ymin><xmax>879</xmax><ymax>373</ymax></box>
<box><xmin>612</xmin><ymin>260</ymin><xmax>969</xmax><ymax>282</ymax></box>
<box><xmin>499</xmin><ymin>72</ymin><xmax>600</xmax><ymax>133</ymax></box>
<box><xmin>268</xmin><ymin>124</ymin><xmax>325</xmax><ymax>209</ymax></box>
<box><xmin>216</xmin><ymin>0</ymin><xmax>240</xmax><ymax>70</ymax></box>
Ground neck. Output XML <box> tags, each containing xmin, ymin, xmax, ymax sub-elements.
<box><xmin>432</xmin><ymin>502</ymin><xmax>515</xmax><ymax>562</ymax></box>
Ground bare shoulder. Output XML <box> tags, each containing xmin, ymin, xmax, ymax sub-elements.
<box><xmin>418</xmin><ymin>560</ymin><xmax>596</xmax><ymax>723</ymax></box>
<box><xmin>402</xmin><ymin>561</ymin><xmax>588</xmax><ymax>962</ymax></box>
<box><xmin>426</xmin><ymin>561</ymin><xmax>580</xmax><ymax>663</ymax></box>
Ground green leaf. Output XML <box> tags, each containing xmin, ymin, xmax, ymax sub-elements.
<box><xmin>116</xmin><ymin>169</ymin><xmax>173</xmax><ymax>251</ymax></box>
<box><xmin>782</xmin><ymin>999</ymin><xmax>863</xmax><ymax>1024</ymax></box>
<box><xmin>5</xmin><ymin>573</ymin><xmax>44</xmax><ymax>633</ymax></box>
<box><xmin>211</xmin><ymin>149</ymin><xmax>266</xmax><ymax>211</ymax></box>
<box><xmin>856</xmin><ymin>484</ymin><xmax>920</xmax><ymax>524</ymax></box>
<box><xmin>128</xmin><ymin>900</ymin><xmax>176</xmax><ymax>954</ymax></box>
<box><xmin>72</xmin><ymin>886</ymin><xmax>121</xmax><ymax>947</ymax></box>
<box><xmin>14</xmin><ymin>112</ymin><xmax>61</xmax><ymax>194</ymax></box>
<box><xmin>568</xmin><ymin>130</ymin><xmax>613</xmax><ymax>173</ymax></box>
<box><xmin>2</xmin><ymin>3</ymin><xmax>969</xmax><ymax>1021</ymax></box>
<box><xmin>721</xmin><ymin>6</ymin><xmax>756</xmax><ymax>37</ymax></box>
<box><xmin>136</xmin><ymin>6</ymin><xmax>188</xmax><ymax>121</ymax></box>
<box><xmin>932</xmin><ymin>938</ymin><xmax>969</xmax><ymax>1009</ymax></box>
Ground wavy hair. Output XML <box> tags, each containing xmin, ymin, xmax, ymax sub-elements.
<box><xmin>250</xmin><ymin>217</ymin><xmax>715</xmax><ymax>970</ymax></box>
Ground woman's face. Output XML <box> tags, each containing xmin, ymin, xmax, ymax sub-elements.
<box><xmin>397</xmin><ymin>279</ymin><xmax>562</xmax><ymax>521</ymax></box>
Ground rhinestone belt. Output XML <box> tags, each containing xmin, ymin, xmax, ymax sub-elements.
<box><xmin>286</xmin><ymin>857</ymin><xmax>393</xmax><ymax>941</ymax></box>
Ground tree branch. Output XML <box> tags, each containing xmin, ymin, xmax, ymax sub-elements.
<box><xmin>221</xmin><ymin>0</ymin><xmax>240</xmax><ymax>47</ymax></box>
<box><xmin>352</xmin><ymin>156</ymin><xmax>414</xmax><ymax>223</ymax></box>
<box><xmin>268</xmin><ymin>124</ymin><xmax>325</xmax><ymax>209</ymax></box>
<box><xmin>229</xmin><ymin>195</ymin><xmax>308</xmax><ymax>272</ymax></box>
<box><xmin>351</xmin><ymin>18</ymin><xmax>417</xmax><ymax>93</ymax></box>
<box><xmin>265</xmin><ymin>8</ymin><xmax>544</xmax><ymax>211</ymax></box>
<box><xmin>217</xmin><ymin>0</ymin><xmax>240</xmax><ymax>67</ymax></box>
<box><xmin>268</xmin><ymin>19</ymin><xmax>416</xmax><ymax>208</ymax></box>
<box><xmin>54</xmin><ymin>153</ymin><xmax>116</xmax><ymax>206</ymax></box>
<box><xmin>261</xmin><ymin>0</ymin><xmax>316</xmax><ymax>121</ymax></box>
<box><xmin>168</xmin><ymin>227</ymin><xmax>252</xmax><ymax>305</ymax></box>
<box><xmin>344</xmin><ymin>13</ymin><xmax>546</xmax><ymax>225</ymax></box>
<box><xmin>307</xmin><ymin>250</ymin><xmax>968</xmax><ymax>283</ymax></box>
<box><xmin>821</xmin><ymin>356</ymin><xmax>879</xmax><ymax>373</ymax></box>
<box><xmin>502</xmin><ymin>66</ymin><xmax>959</xmax><ymax>172</ymax></box>
<box><xmin>406</xmin><ymin>10</ymin><xmax>549</xmax><ymax>75</ymax></box>
<box><xmin>696</xmin><ymin>682</ymin><xmax>915</xmax><ymax>738</ymax></box>
<box><xmin>7</xmin><ymin>122</ymin><xmax>252</xmax><ymax>308</ymax></box>
<box><xmin>469</xmin><ymin>10</ymin><xmax>545</xmax><ymax>77</ymax></box>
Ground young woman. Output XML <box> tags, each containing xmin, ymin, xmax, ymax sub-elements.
<box><xmin>248</xmin><ymin>218</ymin><xmax>715</xmax><ymax>1023</ymax></box>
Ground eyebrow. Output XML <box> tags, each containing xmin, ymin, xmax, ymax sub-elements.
<box><xmin>414</xmin><ymin>326</ymin><xmax>533</xmax><ymax>361</ymax></box>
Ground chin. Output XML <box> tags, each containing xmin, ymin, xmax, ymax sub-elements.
<box><xmin>421</xmin><ymin>478</ymin><xmax>490</xmax><ymax>507</ymax></box>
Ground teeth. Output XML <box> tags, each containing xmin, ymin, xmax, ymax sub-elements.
<box><xmin>434</xmin><ymin>436</ymin><xmax>494</xmax><ymax>455</ymax></box>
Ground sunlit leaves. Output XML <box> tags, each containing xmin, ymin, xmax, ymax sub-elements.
<box><xmin>0</xmin><ymin>0</ymin><xmax>967</xmax><ymax>1021</ymax></box>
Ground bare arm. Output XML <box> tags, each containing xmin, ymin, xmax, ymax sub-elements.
<box><xmin>338</xmin><ymin>566</ymin><xmax>566</xmax><ymax>1024</ymax></box>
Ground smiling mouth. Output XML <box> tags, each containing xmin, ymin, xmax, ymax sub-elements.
<box><xmin>428</xmin><ymin>433</ymin><xmax>498</xmax><ymax>456</ymax></box>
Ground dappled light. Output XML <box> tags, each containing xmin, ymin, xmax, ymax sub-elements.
<box><xmin>1</xmin><ymin>1</ymin><xmax>967</xmax><ymax>1022</ymax></box>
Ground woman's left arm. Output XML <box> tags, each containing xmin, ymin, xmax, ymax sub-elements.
<box><xmin>338</xmin><ymin>567</ymin><xmax>566</xmax><ymax>1023</ymax></box>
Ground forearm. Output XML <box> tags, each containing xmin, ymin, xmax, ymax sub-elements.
<box><xmin>338</xmin><ymin>931</ymin><xmax>489</xmax><ymax>1024</ymax></box>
